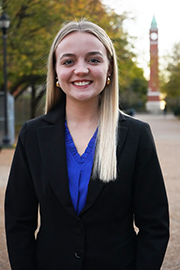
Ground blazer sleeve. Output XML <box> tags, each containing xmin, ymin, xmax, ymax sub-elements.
<box><xmin>132</xmin><ymin>122</ymin><xmax>169</xmax><ymax>270</ymax></box>
<box><xmin>5</xmin><ymin>123</ymin><xmax>38</xmax><ymax>270</ymax></box>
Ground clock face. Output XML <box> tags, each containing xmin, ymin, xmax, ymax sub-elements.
<box><xmin>150</xmin><ymin>32</ymin><xmax>158</xmax><ymax>40</ymax></box>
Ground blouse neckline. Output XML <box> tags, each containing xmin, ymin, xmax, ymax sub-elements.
<box><xmin>65</xmin><ymin>120</ymin><xmax>98</xmax><ymax>165</ymax></box>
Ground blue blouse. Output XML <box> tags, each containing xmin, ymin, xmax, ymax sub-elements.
<box><xmin>65</xmin><ymin>121</ymin><xmax>98</xmax><ymax>215</ymax></box>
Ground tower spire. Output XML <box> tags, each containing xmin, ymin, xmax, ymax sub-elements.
<box><xmin>146</xmin><ymin>16</ymin><xmax>161</xmax><ymax>113</ymax></box>
<box><xmin>151</xmin><ymin>16</ymin><xmax>157</xmax><ymax>29</ymax></box>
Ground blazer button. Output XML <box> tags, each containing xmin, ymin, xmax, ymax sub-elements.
<box><xmin>75</xmin><ymin>227</ymin><xmax>82</xmax><ymax>235</ymax></box>
<box><xmin>75</xmin><ymin>249</ymin><xmax>83</xmax><ymax>259</ymax></box>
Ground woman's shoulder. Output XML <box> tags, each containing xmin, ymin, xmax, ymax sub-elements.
<box><xmin>20</xmin><ymin>114</ymin><xmax>47</xmax><ymax>134</ymax></box>
<box><xmin>19</xmin><ymin>103</ymin><xmax>65</xmax><ymax>138</ymax></box>
<box><xmin>24</xmin><ymin>103</ymin><xmax>65</xmax><ymax>128</ymax></box>
<box><xmin>119</xmin><ymin>110</ymin><xmax>149</xmax><ymax>128</ymax></box>
<box><xmin>17</xmin><ymin>115</ymin><xmax>47</xmax><ymax>144</ymax></box>
<box><xmin>118</xmin><ymin>110</ymin><xmax>152</xmax><ymax>140</ymax></box>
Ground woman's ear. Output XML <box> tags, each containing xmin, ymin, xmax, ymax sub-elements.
<box><xmin>108</xmin><ymin>62</ymin><xmax>113</xmax><ymax>75</ymax></box>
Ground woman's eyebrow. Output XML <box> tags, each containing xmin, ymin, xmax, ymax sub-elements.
<box><xmin>86</xmin><ymin>51</ymin><xmax>103</xmax><ymax>57</ymax></box>
<box><xmin>60</xmin><ymin>51</ymin><xmax>103</xmax><ymax>60</ymax></box>
<box><xmin>59</xmin><ymin>53</ymin><xmax>75</xmax><ymax>60</ymax></box>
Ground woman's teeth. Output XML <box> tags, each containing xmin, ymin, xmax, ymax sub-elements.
<box><xmin>74</xmin><ymin>81</ymin><xmax>91</xmax><ymax>86</ymax></box>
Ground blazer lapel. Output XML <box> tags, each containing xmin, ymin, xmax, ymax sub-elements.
<box><xmin>37</xmin><ymin>103</ymin><xmax>80</xmax><ymax>220</ymax></box>
<box><xmin>37</xmin><ymin>106</ymin><xmax>129</xmax><ymax>219</ymax></box>
<box><xmin>80</xmin><ymin>177</ymin><xmax>105</xmax><ymax>215</ymax></box>
<box><xmin>117</xmin><ymin>111</ymin><xmax>129</xmax><ymax>154</ymax></box>
<box><xmin>80</xmin><ymin>111</ymin><xmax>129</xmax><ymax>215</ymax></box>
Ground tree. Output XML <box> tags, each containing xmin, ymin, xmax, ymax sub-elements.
<box><xmin>161</xmin><ymin>42</ymin><xmax>180</xmax><ymax>97</ymax></box>
<box><xmin>161</xmin><ymin>42</ymin><xmax>180</xmax><ymax>114</ymax></box>
<box><xmin>0</xmin><ymin>0</ymin><xmax>147</xmax><ymax>118</ymax></box>
<box><xmin>0</xmin><ymin>0</ymin><xmax>62</xmax><ymax>117</ymax></box>
<box><xmin>119</xmin><ymin>64</ymin><xmax>148</xmax><ymax>111</ymax></box>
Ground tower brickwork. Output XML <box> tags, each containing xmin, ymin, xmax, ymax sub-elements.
<box><xmin>146</xmin><ymin>16</ymin><xmax>161</xmax><ymax>113</ymax></box>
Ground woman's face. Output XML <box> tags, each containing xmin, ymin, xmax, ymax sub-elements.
<box><xmin>55</xmin><ymin>32</ymin><xmax>111</xmax><ymax>104</ymax></box>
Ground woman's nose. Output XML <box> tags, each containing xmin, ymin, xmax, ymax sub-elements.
<box><xmin>74</xmin><ymin>61</ymin><xmax>89</xmax><ymax>75</ymax></box>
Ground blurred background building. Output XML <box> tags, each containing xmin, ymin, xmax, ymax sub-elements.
<box><xmin>146</xmin><ymin>16</ymin><xmax>161</xmax><ymax>113</ymax></box>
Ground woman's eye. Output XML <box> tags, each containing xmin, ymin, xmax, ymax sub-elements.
<box><xmin>63</xmin><ymin>60</ymin><xmax>73</xmax><ymax>65</ymax></box>
<box><xmin>89</xmin><ymin>58</ymin><xmax>100</xmax><ymax>63</ymax></box>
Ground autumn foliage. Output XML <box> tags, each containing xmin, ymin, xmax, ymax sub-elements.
<box><xmin>0</xmin><ymin>0</ymin><xmax>147</xmax><ymax>116</ymax></box>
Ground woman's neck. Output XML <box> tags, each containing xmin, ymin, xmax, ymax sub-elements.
<box><xmin>65</xmin><ymin>97</ymin><xmax>100</xmax><ymax>126</ymax></box>
<box><xmin>65</xmin><ymin>97</ymin><xmax>100</xmax><ymax>156</ymax></box>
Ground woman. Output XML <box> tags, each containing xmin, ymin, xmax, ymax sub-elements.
<box><xmin>5</xmin><ymin>20</ymin><xmax>169</xmax><ymax>270</ymax></box>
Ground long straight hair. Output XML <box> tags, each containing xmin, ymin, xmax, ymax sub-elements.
<box><xmin>45</xmin><ymin>20</ymin><xmax>119</xmax><ymax>182</ymax></box>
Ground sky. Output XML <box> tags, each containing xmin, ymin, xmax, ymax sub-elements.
<box><xmin>102</xmin><ymin>0</ymin><xmax>180</xmax><ymax>79</ymax></box>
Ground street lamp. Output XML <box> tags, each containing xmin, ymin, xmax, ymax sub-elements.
<box><xmin>0</xmin><ymin>13</ymin><xmax>11</xmax><ymax>145</ymax></box>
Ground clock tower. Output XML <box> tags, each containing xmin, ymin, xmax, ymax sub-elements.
<box><xmin>146</xmin><ymin>16</ymin><xmax>161</xmax><ymax>113</ymax></box>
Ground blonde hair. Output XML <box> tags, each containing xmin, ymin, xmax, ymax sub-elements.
<box><xmin>45</xmin><ymin>19</ymin><xmax>119</xmax><ymax>182</ymax></box>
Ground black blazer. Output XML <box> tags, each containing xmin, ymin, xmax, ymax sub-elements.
<box><xmin>5</xmin><ymin>103</ymin><xmax>169</xmax><ymax>270</ymax></box>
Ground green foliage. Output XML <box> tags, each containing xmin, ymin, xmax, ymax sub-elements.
<box><xmin>0</xmin><ymin>0</ymin><xmax>147</xmax><ymax>115</ymax></box>
<box><xmin>161</xmin><ymin>42</ymin><xmax>180</xmax><ymax>114</ymax></box>
<box><xmin>161</xmin><ymin>42</ymin><xmax>180</xmax><ymax>98</ymax></box>
<box><xmin>119</xmin><ymin>62</ymin><xmax>148</xmax><ymax>110</ymax></box>
<box><xmin>164</xmin><ymin>63</ymin><xmax>180</xmax><ymax>97</ymax></box>
<box><xmin>0</xmin><ymin>0</ymin><xmax>63</xmax><ymax>90</ymax></box>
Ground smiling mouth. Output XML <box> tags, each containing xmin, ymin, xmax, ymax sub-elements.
<box><xmin>73</xmin><ymin>81</ymin><xmax>92</xmax><ymax>86</ymax></box>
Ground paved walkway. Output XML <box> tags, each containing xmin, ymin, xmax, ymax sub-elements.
<box><xmin>136</xmin><ymin>114</ymin><xmax>180</xmax><ymax>270</ymax></box>
<box><xmin>0</xmin><ymin>113</ymin><xmax>180</xmax><ymax>269</ymax></box>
